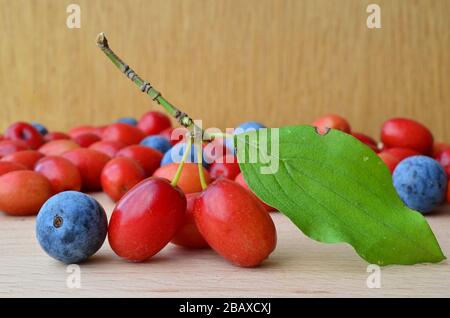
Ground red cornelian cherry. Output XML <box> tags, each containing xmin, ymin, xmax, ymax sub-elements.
<box><xmin>108</xmin><ymin>177</ymin><xmax>186</xmax><ymax>262</ymax></box>
<box><xmin>159</xmin><ymin>127</ymin><xmax>187</xmax><ymax>145</ymax></box>
<box><xmin>34</xmin><ymin>156</ymin><xmax>82</xmax><ymax>193</ymax></box>
<box><xmin>234</xmin><ymin>172</ymin><xmax>276</xmax><ymax>212</ymax></box>
<box><xmin>44</xmin><ymin>131</ymin><xmax>71</xmax><ymax>142</ymax></box>
<box><xmin>153</xmin><ymin>163</ymin><xmax>211</xmax><ymax>194</ymax></box>
<box><xmin>0</xmin><ymin>140</ymin><xmax>29</xmax><ymax>158</ymax></box>
<box><xmin>73</xmin><ymin>133</ymin><xmax>101</xmax><ymax>148</ymax></box>
<box><xmin>89</xmin><ymin>140</ymin><xmax>126</xmax><ymax>157</ymax></box>
<box><xmin>378</xmin><ymin>152</ymin><xmax>401</xmax><ymax>174</ymax></box>
<box><xmin>381</xmin><ymin>118</ymin><xmax>433</xmax><ymax>155</ymax></box>
<box><xmin>382</xmin><ymin>147</ymin><xmax>419</xmax><ymax>162</ymax></box>
<box><xmin>447</xmin><ymin>180</ymin><xmax>450</xmax><ymax>203</ymax></box>
<box><xmin>138</xmin><ymin>111</ymin><xmax>172</xmax><ymax>136</ymax></box>
<box><xmin>1</xmin><ymin>150</ymin><xmax>44</xmax><ymax>169</ymax></box>
<box><xmin>5</xmin><ymin>122</ymin><xmax>44</xmax><ymax>150</ymax></box>
<box><xmin>194</xmin><ymin>179</ymin><xmax>277</xmax><ymax>267</ymax></box>
<box><xmin>351</xmin><ymin>132</ymin><xmax>379</xmax><ymax>152</ymax></box>
<box><xmin>171</xmin><ymin>192</ymin><xmax>209</xmax><ymax>249</ymax></box>
<box><xmin>0</xmin><ymin>170</ymin><xmax>53</xmax><ymax>216</ymax></box>
<box><xmin>116</xmin><ymin>145</ymin><xmax>162</xmax><ymax>177</ymax></box>
<box><xmin>312</xmin><ymin>114</ymin><xmax>351</xmax><ymax>134</ymax></box>
<box><xmin>62</xmin><ymin>148</ymin><xmax>111</xmax><ymax>191</ymax></box>
<box><xmin>101</xmin><ymin>157</ymin><xmax>146</xmax><ymax>202</ymax></box>
<box><xmin>436</xmin><ymin>149</ymin><xmax>450</xmax><ymax>176</ymax></box>
<box><xmin>433</xmin><ymin>142</ymin><xmax>450</xmax><ymax>159</ymax></box>
<box><xmin>0</xmin><ymin>161</ymin><xmax>27</xmax><ymax>176</ymax></box>
<box><xmin>209</xmin><ymin>155</ymin><xmax>241</xmax><ymax>180</ymax></box>
<box><xmin>38</xmin><ymin>140</ymin><xmax>80</xmax><ymax>157</ymax></box>
<box><xmin>102</xmin><ymin>123</ymin><xmax>145</xmax><ymax>146</ymax></box>
<box><xmin>69</xmin><ymin>125</ymin><xmax>101</xmax><ymax>138</ymax></box>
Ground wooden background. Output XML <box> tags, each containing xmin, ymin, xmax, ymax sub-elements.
<box><xmin>1</xmin><ymin>0</ymin><xmax>449</xmax><ymax>141</ymax></box>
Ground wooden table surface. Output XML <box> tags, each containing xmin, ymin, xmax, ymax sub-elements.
<box><xmin>0</xmin><ymin>192</ymin><xmax>449</xmax><ymax>298</ymax></box>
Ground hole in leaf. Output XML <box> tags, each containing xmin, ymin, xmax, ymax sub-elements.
<box><xmin>314</xmin><ymin>126</ymin><xmax>331</xmax><ymax>136</ymax></box>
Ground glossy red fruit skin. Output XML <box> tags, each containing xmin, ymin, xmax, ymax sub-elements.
<box><xmin>5</xmin><ymin>122</ymin><xmax>44</xmax><ymax>150</ymax></box>
<box><xmin>351</xmin><ymin>132</ymin><xmax>379</xmax><ymax>152</ymax></box>
<box><xmin>351</xmin><ymin>132</ymin><xmax>377</xmax><ymax>146</ymax></box>
<box><xmin>34</xmin><ymin>156</ymin><xmax>82</xmax><ymax>193</ymax></box>
<box><xmin>153</xmin><ymin>163</ymin><xmax>211</xmax><ymax>194</ymax></box>
<box><xmin>159</xmin><ymin>127</ymin><xmax>187</xmax><ymax>145</ymax></box>
<box><xmin>101</xmin><ymin>157</ymin><xmax>146</xmax><ymax>202</ymax></box>
<box><xmin>108</xmin><ymin>177</ymin><xmax>186</xmax><ymax>262</ymax></box>
<box><xmin>89</xmin><ymin>140</ymin><xmax>126</xmax><ymax>157</ymax></box>
<box><xmin>69</xmin><ymin>125</ymin><xmax>102</xmax><ymax>138</ymax></box>
<box><xmin>381</xmin><ymin>118</ymin><xmax>433</xmax><ymax>155</ymax></box>
<box><xmin>234</xmin><ymin>172</ymin><xmax>276</xmax><ymax>212</ymax></box>
<box><xmin>378</xmin><ymin>152</ymin><xmax>400</xmax><ymax>174</ymax></box>
<box><xmin>1</xmin><ymin>150</ymin><xmax>44</xmax><ymax>169</ymax></box>
<box><xmin>93</xmin><ymin>126</ymin><xmax>108</xmax><ymax>138</ymax></box>
<box><xmin>73</xmin><ymin>133</ymin><xmax>101</xmax><ymax>148</ymax></box>
<box><xmin>312</xmin><ymin>114</ymin><xmax>351</xmax><ymax>134</ymax></box>
<box><xmin>436</xmin><ymin>149</ymin><xmax>450</xmax><ymax>176</ymax></box>
<box><xmin>62</xmin><ymin>148</ymin><xmax>110</xmax><ymax>191</ymax></box>
<box><xmin>0</xmin><ymin>135</ymin><xmax>4</xmax><ymax>141</ymax></box>
<box><xmin>0</xmin><ymin>170</ymin><xmax>53</xmax><ymax>216</ymax></box>
<box><xmin>0</xmin><ymin>162</ymin><xmax>27</xmax><ymax>176</ymax></box>
<box><xmin>138</xmin><ymin>111</ymin><xmax>172</xmax><ymax>136</ymax></box>
<box><xmin>203</xmin><ymin>139</ymin><xmax>234</xmax><ymax>163</ymax></box>
<box><xmin>0</xmin><ymin>140</ymin><xmax>29</xmax><ymax>158</ymax></box>
<box><xmin>433</xmin><ymin>142</ymin><xmax>450</xmax><ymax>158</ymax></box>
<box><xmin>382</xmin><ymin>147</ymin><xmax>419</xmax><ymax>162</ymax></box>
<box><xmin>194</xmin><ymin>179</ymin><xmax>277</xmax><ymax>267</ymax></box>
<box><xmin>38</xmin><ymin>140</ymin><xmax>80</xmax><ymax>157</ymax></box>
<box><xmin>209</xmin><ymin>156</ymin><xmax>241</xmax><ymax>180</ymax></box>
<box><xmin>116</xmin><ymin>145</ymin><xmax>162</xmax><ymax>176</ymax></box>
<box><xmin>102</xmin><ymin>123</ymin><xmax>145</xmax><ymax>146</ymax></box>
<box><xmin>447</xmin><ymin>180</ymin><xmax>450</xmax><ymax>203</ymax></box>
<box><xmin>172</xmin><ymin>192</ymin><xmax>209</xmax><ymax>249</ymax></box>
<box><xmin>44</xmin><ymin>131</ymin><xmax>71</xmax><ymax>142</ymax></box>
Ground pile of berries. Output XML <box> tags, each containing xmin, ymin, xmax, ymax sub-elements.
<box><xmin>0</xmin><ymin>112</ymin><xmax>448</xmax><ymax>266</ymax></box>
<box><xmin>0</xmin><ymin>112</ymin><xmax>276</xmax><ymax>267</ymax></box>
<box><xmin>313</xmin><ymin>114</ymin><xmax>450</xmax><ymax>213</ymax></box>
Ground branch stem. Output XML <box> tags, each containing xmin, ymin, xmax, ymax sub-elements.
<box><xmin>96</xmin><ymin>32</ymin><xmax>203</xmax><ymax>134</ymax></box>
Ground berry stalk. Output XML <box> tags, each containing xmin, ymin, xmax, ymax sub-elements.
<box><xmin>196</xmin><ymin>140</ymin><xmax>208</xmax><ymax>190</ymax></box>
<box><xmin>170</xmin><ymin>136</ymin><xmax>193</xmax><ymax>187</ymax></box>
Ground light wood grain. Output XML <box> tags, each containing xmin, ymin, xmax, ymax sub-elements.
<box><xmin>0</xmin><ymin>192</ymin><xmax>449</xmax><ymax>298</ymax></box>
<box><xmin>1</xmin><ymin>0</ymin><xmax>450</xmax><ymax>141</ymax></box>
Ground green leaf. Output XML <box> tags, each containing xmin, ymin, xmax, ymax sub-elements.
<box><xmin>236</xmin><ymin>125</ymin><xmax>445</xmax><ymax>265</ymax></box>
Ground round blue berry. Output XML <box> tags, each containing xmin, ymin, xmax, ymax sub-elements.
<box><xmin>393</xmin><ymin>156</ymin><xmax>448</xmax><ymax>214</ymax></box>
<box><xmin>140</xmin><ymin>135</ymin><xmax>172</xmax><ymax>154</ymax></box>
<box><xmin>116</xmin><ymin>117</ymin><xmax>138</xmax><ymax>126</ymax></box>
<box><xmin>235</xmin><ymin>121</ymin><xmax>266</xmax><ymax>133</ymax></box>
<box><xmin>161</xmin><ymin>143</ymin><xmax>210</xmax><ymax>168</ymax></box>
<box><xmin>36</xmin><ymin>191</ymin><xmax>108</xmax><ymax>264</ymax></box>
<box><xmin>31</xmin><ymin>122</ymin><xmax>48</xmax><ymax>136</ymax></box>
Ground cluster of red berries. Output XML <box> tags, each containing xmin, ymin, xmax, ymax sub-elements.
<box><xmin>0</xmin><ymin>111</ymin><xmax>277</xmax><ymax>267</ymax></box>
<box><xmin>313</xmin><ymin>114</ymin><xmax>450</xmax><ymax>202</ymax></box>
<box><xmin>2</xmin><ymin>111</ymin><xmax>449</xmax><ymax>267</ymax></box>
